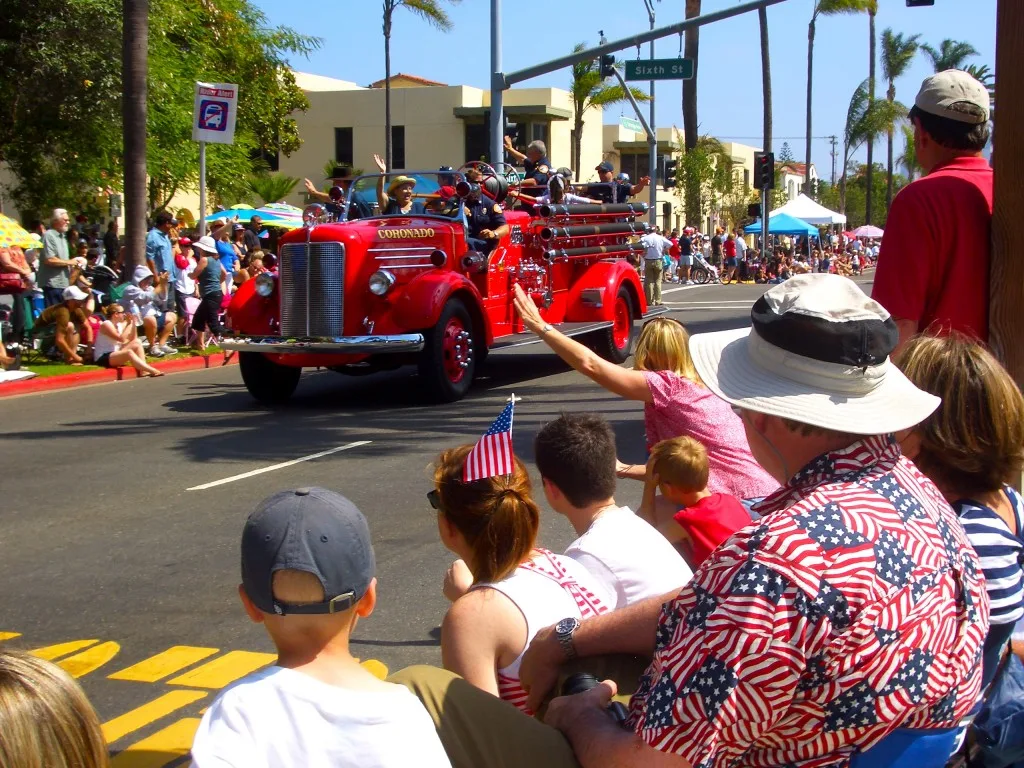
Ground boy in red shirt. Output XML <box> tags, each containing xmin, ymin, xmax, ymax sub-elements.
<box><xmin>637</xmin><ymin>435</ymin><xmax>751</xmax><ymax>568</ymax></box>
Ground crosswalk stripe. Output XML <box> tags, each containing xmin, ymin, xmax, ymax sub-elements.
<box><xmin>57</xmin><ymin>641</ymin><xmax>121</xmax><ymax>678</ymax></box>
<box><xmin>102</xmin><ymin>690</ymin><xmax>208</xmax><ymax>744</ymax></box>
<box><xmin>109</xmin><ymin>717</ymin><xmax>201</xmax><ymax>768</ymax></box>
<box><xmin>167</xmin><ymin>650</ymin><xmax>275</xmax><ymax>689</ymax></box>
<box><xmin>30</xmin><ymin>639</ymin><xmax>99</xmax><ymax>661</ymax></box>
<box><xmin>0</xmin><ymin>632</ymin><xmax>22</xmax><ymax>642</ymax></box>
<box><xmin>110</xmin><ymin>646</ymin><xmax>219</xmax><ymax>683</ymax></box>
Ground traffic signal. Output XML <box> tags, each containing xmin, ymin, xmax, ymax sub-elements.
<box><xmin>753</xmin><ymin>151</ymin><xmax>775</xmax><ymax>190</ymax></box>
<box><xmin>906</xmin><ymin>0</ymin><xmax>933</xmax><ymax>6</ymax></box>
<box><xmin>663</xmin><ymin>158</ymin><xmax>678</xmax><ymax>189</ymax></box>
<box><xmin>600</xmin><ymin>54</ymin><xmax>616</xmax><ymax>79</ymax></box>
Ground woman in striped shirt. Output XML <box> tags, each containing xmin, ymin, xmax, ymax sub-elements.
<box><xmin>897</xmin><ymin>332</ymin><xmax>1024</xmax><ymax>687</ymax></box>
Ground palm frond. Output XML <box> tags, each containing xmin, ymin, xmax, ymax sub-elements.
<box><xmin>881</xmin><ymin>29</ymin><xmax>920</xmax><ymax>83</ymax></box>
<box><xmin>921</xmin><ymin>39</ymin><xmax>979</xmax><ymax>72</ymax></box>
<box><xmin>896</xmin><ymin>123</ymin><xmax>920</xmax><ymax>179</ymax></box>
<box><xmin>400</xmin><ymin>0</ymin><xmax>456</xmax><ymax>31</ymax></box>
<box><xmin>816</xmin><ymin>0</ymin><xmax>875</xmax><ymax>16</ymax></box>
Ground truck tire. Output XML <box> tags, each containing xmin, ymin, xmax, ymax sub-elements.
<box><xmin>239</xmin><ymin>351</ymin><xmax>302</xmax><ymax>405</ymax></box>
<box><xmin>588</xmin><ymin>287</ymin><xmax>635</xmax><ymax>364</ymax></box>
<box><xmin>418</xmin><ymin>297</ymin><xmax>476</xmax><ymax>402</ymax></box>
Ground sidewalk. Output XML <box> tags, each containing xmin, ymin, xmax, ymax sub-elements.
<box><xmin>0</xmin><ymin>350</ymin><xmax>237</xmax><ymax>398</ymax></box>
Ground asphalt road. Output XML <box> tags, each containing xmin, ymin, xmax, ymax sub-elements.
<box><xmin>0</xmin><ymin>275</ymin><xmax>872</xmax><ymax>765</ymax></box>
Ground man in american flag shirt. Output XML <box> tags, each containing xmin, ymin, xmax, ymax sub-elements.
<box><xmin>393</xmin><ymin>275</ymin><xmax>989</xmax><ymax>768</ymax></box>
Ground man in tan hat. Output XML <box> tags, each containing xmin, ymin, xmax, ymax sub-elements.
<box><xmin>390</xmin><ymin>274</ymin><xmax>989</xmax><ymax>768</ymax></box>
<box><xmin>872</xmin><ymin>69</ymin><xmax>992</xmax><ymax>353</ymax></box>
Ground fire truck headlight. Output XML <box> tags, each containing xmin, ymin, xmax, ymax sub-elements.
<box><xmin>254</xmin><ymin>273</ymin><xmax>276</xmax><ymax>298</ymax></box>
<box><xmin>368</xmin><ymin>269</ymin><xmax>396</xmax><ymax>296</ymax></box>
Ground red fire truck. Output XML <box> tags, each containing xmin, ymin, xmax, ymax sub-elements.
<box><xmin>223</xmin><ymin>164</ymin><xmax>662</xmax><ymax>404</ymax></box>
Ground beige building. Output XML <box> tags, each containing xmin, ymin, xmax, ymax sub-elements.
<box><xmin>277</xmin><ymin>71</ymin><xmax>605</xmax><ymax>208</ymax></box>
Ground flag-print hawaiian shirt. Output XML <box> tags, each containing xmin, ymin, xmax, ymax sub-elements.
<box><xmin>628</xmin><ymin>435</ymin><xmax>988</xmax><ymax>768</ymax></box>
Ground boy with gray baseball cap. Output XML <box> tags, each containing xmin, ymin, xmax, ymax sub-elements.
<box><xmin>190</xmin><ymin>487</ymin><xmax>451</xmax><ymax>768</ymax></box>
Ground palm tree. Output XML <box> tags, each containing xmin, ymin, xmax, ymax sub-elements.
<box><xmin>123</xmin><ymin>0</ymin><xmax>148</xmax><ymax>264</ymax></box>
<box><xmin>249</xmin><ymin>173</ymin><xmax>301</xmax><ymax>205</ymax></box>
<box><xmin>896</xmin><ymin>123</ymin><xmax>921</xmax><ymax>180</ymax></box>
<box><xmin>881</xmin><ymin>29</ymin><xmax>919</xmax><ymax>210</ymax></box>
<box><xmin>568</xmin><ymin>43</ymin><xmax>649</xmax><ymax>182</ymax></box>
<box><xmin>864</xmin><ymin>0</ymin><xmax>878</xmax><ymax>225</ymax></box>
<box><xmin>964</xmin><ymin>63</ymin><xmax>995</xmax><ymax>112</ymax></box>
<box><xmin>804</xmin><ymin>0</ymin><xmax>874</xmax><ymax>197</ymax></box>
<box><xmin>682</xmin><ymin>0</ymin><xmax>701</xmax><ymax>226</ymax></box>
<box><xmin>381</xmin><ymin>0</ymin><xmax>459</xmax><ymax>169</ymax></box>
<box><xmin>921</xmin><ymin>39</ymin><xmax>979</xmax><ymax>71</ymax></box>
<box><xmin>840</xmin><ymin>80</ymin><xmax>906</xmax><ymax>214</ymax></box>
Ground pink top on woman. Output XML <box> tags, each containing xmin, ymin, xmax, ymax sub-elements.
<box><xmin>643</xmin><ymin>370</ymin><xmax>779</xmax><ymax>499</ymax></box>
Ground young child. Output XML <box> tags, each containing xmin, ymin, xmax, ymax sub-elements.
<box><xmin>190</xmin><ymin>487</ymin><xmax>451</xmax><ymax>768</ymax></box>
<box><xmin>637</xmin><ymin>436</ymin><xmax>752</xmax><ymax>568</ymax></box>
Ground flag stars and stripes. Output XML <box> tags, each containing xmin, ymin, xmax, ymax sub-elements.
<box><xmin>463</xmin><ymin>399</ymin><xmax>515</xmax><ymax>483</ymax></box>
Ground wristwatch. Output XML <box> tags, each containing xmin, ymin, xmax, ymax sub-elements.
<box><xmin>539</xmin><ymin>323</ymin><xmax>553</xmax><ymax>335</ymax></box>
<box><xmin>555</xmin><ymin>616</ymin><xmax>581</xmax><ymax>660</ymax></box>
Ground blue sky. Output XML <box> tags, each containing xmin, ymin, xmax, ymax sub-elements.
<box><xmin>253</xmin><ymin>0</ymin><xmax>996</xmax><ymax>179</ymax></box>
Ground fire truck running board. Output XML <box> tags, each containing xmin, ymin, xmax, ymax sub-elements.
<box><xmin>491</xmin><ymin>305</ymin><xmax>669</xmax><ymax>352</ymax></box>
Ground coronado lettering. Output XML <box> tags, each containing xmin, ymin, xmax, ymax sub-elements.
<box><xmin>378</xmin><ymin>227</ymin><xmax>435</xmax><ymax>239</ymax></box>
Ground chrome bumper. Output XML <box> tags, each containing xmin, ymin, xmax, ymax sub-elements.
<box><xmin>221</xmin><ymin>333</ymin><xmax>425</xmax><ymax>354</ymax></box>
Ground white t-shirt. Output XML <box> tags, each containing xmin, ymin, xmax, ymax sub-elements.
<box><xmin>640</xmin><ymin>234</ymin><xmax>673</xmax><ymax>261</ymax></box>
<box><xmin>564</xmin><ymin>506</ymin><xmax>693</xmax><ymax>610</ymax></box>
<box><xmin>189</xmin><ymin>666</ymin><xmax>451</xmax><ymax>768</ymax></box>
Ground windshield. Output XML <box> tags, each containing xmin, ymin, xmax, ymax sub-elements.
<box><xmin>345</xmin><ymin>171</ymin><xmax>464</xmax><ymax>222</ymax></box>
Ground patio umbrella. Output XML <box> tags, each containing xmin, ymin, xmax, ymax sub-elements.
<box><xmin>203</xmin><ymin>208</ymin><xmax>257</xmax><ymax>224</ymax></box>
<box><xmin>254</xmin><ymin>204</ymin><xmax>302</xmax><ymax>223</ymax></box>
<box><xmin>853</xmin><ymin>224</ymin><xmax>884</xmax><ymax>238</ymax></box>
<box><xmin>0</xmin><ymin>213</ymin><xmax>36</xmax><ymax>249</ymax></box>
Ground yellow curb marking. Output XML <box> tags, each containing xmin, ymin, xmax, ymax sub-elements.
<box><xmin>57</xmin><ymin>641</ymin><xmax>121</xmax><ymax>678</ymax></box>
<box><xmin>102</xmin><ymin>690</ymin><xmax>208</xmax><ymax>744</ymax></box>
<box><xmin>167</xmin><ymin>650</ymin><xmax>275</xmax><ymax>689</ymax></box>
<box><xmin>31</xmin><ymin>639</ymin><xmax>99</xmax><ymax>660</ymax></box>
<box><xmin>110</xmin><ymin>645</ymin><xmax>219</xmax><ymax>683</ymax></box>
<box><xmin>0</xmin><ymin>632</ymin><xmax>22</xmax><ymax>642</ymax></box>
<box><xmin>109</xmin><ymin>717</ymin><xmax>201</xmax><ymax>768</ymax></box>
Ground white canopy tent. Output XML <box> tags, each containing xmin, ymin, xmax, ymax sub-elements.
<box><xmin>771</xmin><ymin>193</ymin><xmax>846</xmax><ymax>226</ymax></box>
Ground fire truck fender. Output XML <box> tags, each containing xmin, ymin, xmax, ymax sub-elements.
<box><xmin>391</xmin><ymin>273</ymin><xmax>493</xmax><ymax>347</ymax></box>
<box><xmin>227</xmin><ymin>277</ymin><xmax>278</xmax><ymax>336</ymax></box>
<box><xmin>563</xmin><ymin>259</ymin><xmax>646</xmax><ymax>323</ymax></box>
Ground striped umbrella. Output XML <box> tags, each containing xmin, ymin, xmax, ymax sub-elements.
<box><xmin>0</xmin><ymin>213</ymin><xmax>36</xmax><ymax>249</ymax></box>
<box><xmin>254</xmin><ymin>204</ymin><xmax>303</xmax><ymax>223</ymax></box>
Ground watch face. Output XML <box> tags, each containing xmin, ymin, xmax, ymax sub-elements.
<box><xmin>556</xmin><ymin>617</ymin><xmax>579</xmax><ymax>635</ymax></box>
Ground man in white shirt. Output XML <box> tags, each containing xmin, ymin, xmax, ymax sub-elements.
<box><xmin>190</xmin><ymin>487</ymin><xmax>451</xmax><ymax>768</ymax></box>
<box><xmin>639</xmin><ymin>229</ymin><xmax>673</xmax><ymax>307</ymax></box>
<box><xmin>534</xmin><ymin>413</ymin><xmax>693</xmax><ymax>609</ymax></box>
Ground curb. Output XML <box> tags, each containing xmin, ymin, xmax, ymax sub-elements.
<box><xmin>0</xmin><ymin>351</ymin><xmax>238</xmax><ymax>399</ymax></box>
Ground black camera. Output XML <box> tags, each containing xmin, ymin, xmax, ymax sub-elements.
<box><xmin>560</xmin><ymin>673</ymin><xmax>629</xmax><ymax>726</ymax></box>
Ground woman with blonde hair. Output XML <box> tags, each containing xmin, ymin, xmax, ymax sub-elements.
<box><xmin>0</xmin><ymin>649</ymin><xmax>109</xmax><ymax>768</ymax></box>
<box><xmin>93</xmin><ymin>304</ymin><xmax>164</xmax><ymax>377</ymax></box>
<box><xmin>512</xmin><ymin>284</ymin><xmax>777</xmax><ymax>499</ymax></box>
<box><xmin>896</xmin><ymin>333</ymin><xmax>1024</xmax><ymax>687</ymax></box>
<box><xmin>432</xmin><ymin>444</ymin><xmax>610</xmax><ymax>713</ymax></box>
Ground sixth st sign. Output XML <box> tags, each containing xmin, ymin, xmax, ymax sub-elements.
<box><xmin>624</xmin><ymin>58</ymin><xmax>694</xmax><ymax>82</ymax></box>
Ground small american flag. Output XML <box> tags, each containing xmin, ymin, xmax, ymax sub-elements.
<box><xmin>464</xmin><ymin>397</ymin><xmax>516</xmax><ymax>482</ymax></box>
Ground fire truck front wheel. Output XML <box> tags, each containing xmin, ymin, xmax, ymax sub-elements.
<box><xmin>587</xmin><ymin>287</ymin><xmax>636</xmax><ymax>364</ymax></box>
<box><xmin>419</xmin><ymin>297</ymin><xmax>476</xmax><ymax>402</ymax></box>
<box><xmin>239</xmin><ymin>352</ymin><xmax>302</xmax><ymax>405</ymax></box>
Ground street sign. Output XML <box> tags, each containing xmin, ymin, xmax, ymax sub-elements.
<box><xmin>624</xmin><ymin>58</ymin><xmax>694</xmax><ymax>82</ymax></box>
<box><xmin>620</xmin><ymin>116</ymin><xmax>644</xmax><ymax>133</ymax></box>
<box><xmin>192</xmin><ymin>82</ymin><xmax>239</xmax><ymax>145</ymax></box>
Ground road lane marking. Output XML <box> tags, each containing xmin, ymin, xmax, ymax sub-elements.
<box><xmin>109</xmin><ymin>646</ymin><xmax>219</xmax><ymax>683</ymax></box>
<box><xmin>186</xmin><ymin>441</ymin><xmax>372</xmax><ymax>491</ymax></box>
<box><xmin>167</xmin><ymin>650</ymin><xmax>275</xmax><ymax>688</ymax></box>
<box><xmin>31</xmin><ymin>639</ymin><xmax>99</xmax><ymax>660</ymax></box>
<box><xmin>57</xmin><ymin>641</ymin><xmax>120</xmax><ymax>678</ymax></box>
<box><xmin>0</xmin><ymin>632</ymin><xmax>21</xmax><ymax>642</ymax></box>
<box><xmin>109</xmin><ymin>717</ymin><xmax>201</xmax><ymax>768</ymax></box>
<box><xmin>102</xmin><ymin>690</ymin><xmax>208</xmax><ymax>744</ymax></box>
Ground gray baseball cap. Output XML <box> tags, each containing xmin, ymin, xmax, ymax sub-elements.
<box><xmin>915</xmin><ymin>69</ymin><xmax>990</xmax><ymax>125</ymax></box>
<box><xmin>241</xmin><ymin>487</ymin><xmax>375</xmax><ymax>615</ymax></box>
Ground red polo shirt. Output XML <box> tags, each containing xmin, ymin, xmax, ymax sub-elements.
<box><xmin>872</xmin><ymin>155</ymin><xmax>992</xmax><ymax>341</ymax></box>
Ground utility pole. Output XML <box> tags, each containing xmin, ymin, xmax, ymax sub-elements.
<box><xmin>489</xmin><ymin>0</ymin><xmax>503</xmax><ymax>169</ymax></box>
<box><xmin>643</xmin><ymin>0</ymin><xmax>658</xmax><ymax>227</ymax></box>
<box><xmin>829</xmin><ymin>135</ymin><xmax>838</xmax><ymax>187</ymax></box>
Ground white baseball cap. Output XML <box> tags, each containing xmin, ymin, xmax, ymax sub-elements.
<box><xmin>915</xmin><ymin>69</ymin><xmax>990</xmax><ymax>125</ymax></box>
<box><xmin>62</xmin><ymin>285</ymin><xmax>89</xmax><ymax>302</ymax></box>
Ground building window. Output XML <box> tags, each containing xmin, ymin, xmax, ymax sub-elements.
<box><xmin>250</xmin><ymin>147</ymin><xmax>279</xmax><ymax>172</ymax></box>
<box><xmin>334</xmin><ymin>128</ymin><xmax>353</xmax><ymax>166</ymax></box>
<box><xmin>465</xmin><ymin>123</ymin><xmax>488</xmax><ymax>163</ymax></box>
<box><xmin>743</xmin><ymin>168</ymin><xmax>750</xmax><ymax>188</ymax></box>
<box><xmin>392</xmin><ymin>125</ymin><xmax>406</xmax><ymax>169</ymax></box>
<box><xmin>531</xmin><ymin>123</ymin><xmax>548</xmax><ymax>146</ymax></box>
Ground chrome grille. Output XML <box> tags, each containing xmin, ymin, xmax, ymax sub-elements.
<box><xmin>279</xmin><ymin>242</ymin><xmax>345</xmax><ymax>337</ymax></box>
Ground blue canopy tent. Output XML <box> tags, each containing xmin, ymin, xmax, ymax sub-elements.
<box><xmin>745</xmin><ymin>211</ymin><xmax>820</xmax><ymax>236</ymax></box>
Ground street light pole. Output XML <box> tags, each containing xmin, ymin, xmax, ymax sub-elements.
<box><xmin>643</xmin><ymin>0</ymin><xmax>657</xmax><ymax>227</ymax></box>
<box><xmin>489</xmin><ymin>0</ymin><xmax>503</xmax><ymax>169</ymax></box>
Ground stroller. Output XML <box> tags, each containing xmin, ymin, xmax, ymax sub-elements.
<box><xmin>689</xmin><ymin>253</ymin><xmax>720</xmax><ymax>285</ymax></box>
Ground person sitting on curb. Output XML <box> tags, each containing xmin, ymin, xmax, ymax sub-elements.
<box><xmin>391</xmin><ymin>274</ymin><xmax>989</xmax><ymax>768</ymax></box>
<box><xmin>637</xmin><ymin>435</ymin><xmax>751</xmax><ymax>569</ymax></box>
<box><xmin>92</xmin><ymin>304</ymin><xmax>164</xmax><ymax>377</ymax></box>
<box><xmin>121</xmin><ymin>265</ymin><xmax>177</xmax><ymax>357</ymax></box>
<box><xmin>190</xmin><ymin>487</ymin><xmax>452</xmax><ymax>768</ymax></box>
<box><xmin>33</xmin><ymin>285</ymin><xmax>94</xmax><ymax>365</ymax></box>
<box><xmin>534</xmin><ymin>412</ymin><xmax>692</xmax><ymax>609</ymax></box>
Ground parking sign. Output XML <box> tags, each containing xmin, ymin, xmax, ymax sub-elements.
<box><xmin>193</xmin><ymin>82</ymin><xmax>238</xmax><ymax>144</ymax></box>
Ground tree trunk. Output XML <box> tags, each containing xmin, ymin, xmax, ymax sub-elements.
<box><xmin>123</xmin><ymin>0</ymin><xmax>148</xmax><ymax>268</ymax></box>
<box><xmin>804</xmin><ymin>17</ymin><xmax>815</xmax><ymax>197</ymax></box>
<box><xmin>760</xmin><ymin>6</ymin><xmax>772</xmax><ymax>224</ymax></box>
<box><xmin>384</xmin><ymin>12</ymin><xmax>392</xmax><ymax>170</ymax></box>
<box><xmin>840</xmin><ymin>146</ymin><xmax>850</xmax><ymax>213</ymax></box>
<box><xmin>573</xmin><ymin>115</ymin><xmax>583</xmax><ymax>182</ymax></box>
<box><xmin>682</xmin><ymin>0</ymin><xmax>701</xmax><ymax>226</ymax></box>
<box><xmin>886</xmin><ymin>80</ymin><xmax>895</xmax><ymax>211</ymax></box>
<box><xmin>865</xmin><ymin>9</ymin><xmax>876</xmax><ymax>225</ymax></box>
